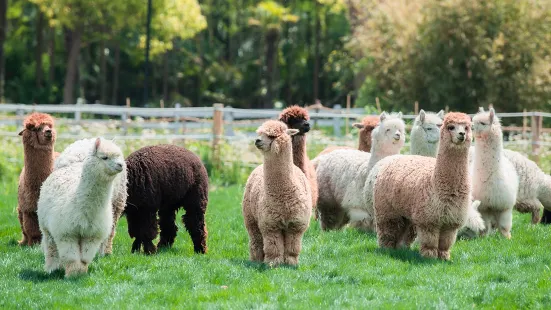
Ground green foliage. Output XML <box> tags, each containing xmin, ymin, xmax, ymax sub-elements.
<box><xmin>353</xmin><ymin>0</ymin><xmax>551</xmax><ymax>113</ymax></box>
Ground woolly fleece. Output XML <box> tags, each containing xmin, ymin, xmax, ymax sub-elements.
<box><xmin>317</xmin><ymin>115</ymin><xmax>380</xmax><ymax>156</ymax></box>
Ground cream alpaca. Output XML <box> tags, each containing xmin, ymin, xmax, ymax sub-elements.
<box><xmin>471</xmin><ymin>108</ymin><xmax>518</xmax><ymax>238</ymax></box>
<box><xmin>242</xmin><ymin>121</ymin><xmax>312</xmax><ymax>266</ymax></box>
<box><xmin>372</xmin><ymin>112</ymin><xmax>472</xmax><ymax>260</ymax></box>
<box><xmin>54</xmin><ymin>138</ymin><xmax>128</xmax><ymax>254</ymax></box>
<box><xmin>38</xmin><ymin>138</ymin><xmax>125</xmax><ymax>277</ymax></box>
<box><xmin>313</xmin><ymin>112</ymin><xmax>405</xmax><ymax>230</ymax></box>
<box><xmin>410</xmin><ymin>109</ymin><xmax>444</xmax><ymax>157</ymax></box>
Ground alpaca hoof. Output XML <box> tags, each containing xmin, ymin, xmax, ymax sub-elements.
<box><xmin>131</xmin><ymin>240</ymin><xmax>142</xmax><ymax>253</ymax></box>
<box><xmin>284</xmin><ymin>256</ymin><xmax>299</xmax><ymax>266</ymax></box>
<box><xmin>265</xmin><ymin>257</ymin><xmax>284</xmax><ymax>268</ymax></box>
<box><xmin>143</xmin><ymin>242</ymin><xmax>157</xmax><ymax>255</ymax></box>
<box><xmin>28</xmin><ymin>238</ymin><xmax>41</xmax><ymax>246</ymax></box>
<box><xmin>18</xmin><ymin>239</ymin><xmax>28</xmax><ymax>246</ymax></box>
<box><xmin>64</xmin><ymin>262</ymin><xmax>88</xmax><ymax>278</ymax></box>
<box><xmin>420</xmin><ymin>247</ymin><xmax>438</xmax><ymax>259</ymax></box>
<box><xmin>502</xmin><ymin>232</ymin><xmax>511</xmax><ymax>239</ymax></box>
<box><xmin>438</xmin><ymin>250</ymin><xmax>451</xmax><ymax>261</ymax></box>
<box><xmin>157</xmin><ymin>240</ymin><xmax>173</xmax><ymax>249</ymax></box>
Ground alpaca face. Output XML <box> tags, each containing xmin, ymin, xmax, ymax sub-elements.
<box><xmin>372</xmin><ymin>112</ymin><xmax>406</xmax><ymax>152</ymax></box>
<box><xmin>19</xmin><ymin>122</ymin><xmax>56</xmax><ymax>151</ymax></box>
<box><xmin>285</xmin><ymin>118</ymin><xmax>310</xmax><ymax>135</ymax></box>
<box><xmin>92</xmin><ymin>138</ymin><xmax>125</xmax><ymax>176</ymax></box>
<box><xmin>279</xmin><ymin>106</ymin><xmax>311</xmax><ymax>135</ymax></box>
<box><xmin>255</xmin><ymin>120</ymin><xmax>299</xmax><ymax>154</ymax></box>
<box><xmin>472</xmin><ymin>108</ymin><xmax>499</xmax><ymax>140</ymax></box>
<box><xmin>446</xmin><ymin>122</ymin><xmax>471</xmax><ymax>146</ymax></box>
<box><xmin>414</xmin><ymin>110</ymin><xmax>443</xmax><ymax>144</ymax></box>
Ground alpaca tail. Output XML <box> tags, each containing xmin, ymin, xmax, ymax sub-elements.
<box><xmin>538</xmin><ymin>174</ymin><xmax>551</xmax><ymax>212</ymax></box>
<box><xmin>457</xmin><ymin>200</ymin><xmax>485</xmax><ymax>239</ymax></box>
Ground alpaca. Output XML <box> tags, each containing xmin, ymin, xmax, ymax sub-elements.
<box><xmin>471</xmin><ymin>108</ymin><xmax>518</xmax><ymax>238</ymax></box>
<box><xmin>410</xmin><ymin>109</ymin><xmax>444</xmax><ymax>157</ymax></box>
<box><xmin>125</xmin><ymin>144</ymin><xmax>208</xmax><ymax>254</ymax></box>
<box><xmin>37</xmin><ymin>138</ymin><xmax>125</xmax><ymax>277</ymax></box>
<box><xmin>372</xmin><ymin>112</ymin><xmax>472</xmax><ymax>260</ymax></box>
<box><xmin>279</xmin><ymin>106</ymin><xmax>318</xmax><ymax>208</ymax></box>
<box><xmin>242</xmin><ymin>120</ymin><xmax>312</xmax><ymax>266</ymax></box>
<box><xmin>54</xmin><ymin>138</ymin><xmax>128</xmax><ymax>255</ymax></box>
<box><xmin>313</xmin><ymin>112</ymin><xmax>405</xmax><ymax>230</ymax></box>
<box><xmin>17</xmin><ymin>112</ymin><xmax>59</xmax><ymax>246</ymax></box>
<box><xmin>317</xmin><ymin>115</ymin><xmax>380</xmax><ymax>156</ymax></box>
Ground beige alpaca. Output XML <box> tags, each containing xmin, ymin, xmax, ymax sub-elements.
<box><xmin>372</xmin><ymin>112</ymin><xmax>472</xmax><ymax>260</ymax></box>
<box><xmin>242</xmin><ymin>120</ymin><xmax>312</xmax><ymax>266</ymax></box>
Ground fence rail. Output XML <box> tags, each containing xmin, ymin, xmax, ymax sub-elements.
<box><xmin>0</xmin><ymin>102</ymin><xmax>549</xmax><ymax>163</ymax></box>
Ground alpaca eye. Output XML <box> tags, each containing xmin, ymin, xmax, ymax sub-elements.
<box><xmin>480</xmin><ymin>122</ymin><xmax>487</xmax><ymax>126</ymax></box>
<box><xmin>101</xmin><ymin>155</ymin><xmax>108</xmax><ymax>160</ymax></box>
<box><xmin>436</xmin><ymin>124</ymin><xmax>442</xmax><ymax>128</ymax></box>
<box><xmin>427</xmin><ymin>127</ymin><xmax>432</xmax><ymax>131</ymax></box>
<box><xmin>386</xmin><ymin>129</ymin><xmax>390</xmax><ymax>133</ymax></box>
<box><xmin>448</xmin><ymin>125</ymin><xmax>455</xmax><ymax>131</ymax></box>
<box><xmin>267</xmin><ymin>135</ymin><xmax>277</xmax><ymax>139</ymax></box>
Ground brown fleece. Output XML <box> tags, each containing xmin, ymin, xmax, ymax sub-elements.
<box><xmin>125</xmin><ymin>144</ymin><xmax>209</xmax><ymax>254</ymax></box>
<box><xmin>318</xmin><ymin>115</ymin><xmax>380</xmax><ymax>155</ymax></box>
<box><xmin>242</xmin><ymin>120</ymin><xmax>312</xmax><ymax>266</ymax></box>
<box><xmin>279</xmin><ymin>106</ymin><xmax>319</xmax><ymax>210</ymax></box>
<box><xmin>373</xmin><ymin>112</ymin><xmax>472</xmax><ymax>260</ymax></box>
<box><xmin>17</xmin><ymin>112</ymin><xmax>57</xmax><ymax>246</ymax></box>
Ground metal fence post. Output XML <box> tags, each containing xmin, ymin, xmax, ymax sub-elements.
<box><xmin>531</xmin><ymin>113</ymin><xmax>542</xmax><ymax>164</ymax></box>
<box><xmin>224</xmin><ymin>105</ymin><xmax>234</xmax><ymax>137</ymax></box>
<box><xmin>333</xmin><ymin>104</ymin><xmax>342</xmax><ymax>137</ymax></box>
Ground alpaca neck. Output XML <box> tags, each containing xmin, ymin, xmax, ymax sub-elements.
<box><xmin>433</xmin><ymin>144</ymin><xmax>470</xmax><ymax>199</ymax></box>
<box><xmin>358</xmin><ymin>131</ymin><xmax>371</xmax><ymax>152</ymax></box>
<box><xmin>23</xmin><ymin>145</ymin><xmax>55</xmax><ymax>184</ymax></box>
<box><xmin>77</xmin><ymin>160</ymin><xmax>115</xmax><ymax>213</ymax></box>
<box><xmin>367</xmin><ymin>141</ymin><xmax>400</xmax><ymax>171</ymax></box>
<box><xmin>410</xmin><ymin>127</ymin><xmax>438</xmax><ymax>157</ymax></box>
<box><xmin>263</xmin><ymin>147</ymin><xmax>295</xmax><ymax>193</ymax></box>
<box><xmin>291</xmin><ymin>134</ymin><xmax>308</xmax><ymax>173</ymax></box>
<box><xmin>474</xmin><ymin>131</ymin><xmax>504</xmax><ymax>171</ymax></box>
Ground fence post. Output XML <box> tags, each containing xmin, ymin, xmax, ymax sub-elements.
<box><xmin>224</xmin><ymin>105</ymin><xmax>234</xmax><ymax>136</ymax></box>
<box><xmin>345</xmin><ymin>95</ymin><xmax>351</xmax><ymax>136</ymax></box>
<box><xmin>212</xmin><ymin>103</ymin><xmax>224</xmax><ymax>167</ymax></box>
<box><xmin>414</xmin><ymin>101</ymin><xmax>419</xmax><ymax>115</ymax></box>
<box><xmin>122</xmin><ymin>97</ymin><xmax>130</xmax><ymax>135</ymax></box>
<box><xmin>531</xmin><ymin>113</ymin><xmax>542</xmax><ymax>164</ymax></box>
<box><xmin>173</xmin><ymin>102</ymin><xmax>181</xmax><ymax>136</ymax></box>
<box><xmin>333</xmin><ymin>104</ymin><xmax>342</xmax><ymax>137</ymax></box>
<box><xmin>522</xmin><ymin>109</ymin><xmax>527</xmax><ymax>139</ymax></box>
<box><xmin>75</xmin><ymin>97</ymin><xmax>84</xmax><ymax>122</ymax></box>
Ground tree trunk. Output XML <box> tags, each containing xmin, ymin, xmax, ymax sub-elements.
<box><xmin>100</xmin><ymin>39</ymin><xmax>107</xmax><ymax>104</ymax></box>
<box><xmin>48</xmin><ymin>27</ymin><xmax>55</xmax><ymax>83</ymax></box>
<box><xmin>162</xmin><ymin>50</ymin><xmax>169</xmax><ymax>101</ymax></box>
<box><xmin>264</xmin><ymin>28</ymin><xmax>279</xmax><ymax>109</ymax></box>
<box><xmin>111</xmin><ymin>42</ymin><xmax>120</xmax><ymax>105</ymax></box>
<box><xmin>0</xmin><ymin>0</ymin><xmax>7</xmax><ymax>102</ymax></box>
<box><xmin>313</xmin><ymin>0</ymin><xmax>320</xmax><ymax>105</ymax></box>
<box><xmin>63</xmin><ymin>28</ymin><xmax>82</xmax><ymax>104</ymax></box>
<box><xmin>35</xmin><ymin>11</ymin><xmax>44</xmax><ymax>89</ymax></box>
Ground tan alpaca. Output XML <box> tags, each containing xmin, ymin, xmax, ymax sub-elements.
<box><xmin>317</xmin><ymin>115</ymin><xmax>380</xmax><ymax>156</ymax></box>
<box><xmin>372</xmin><ymin>112</ymin><xmax>472</xmax><ymax>260</ymax></box>
<box><xmin>242</xmin><ymin>120</ymin><xmax>312</xmax><ymax>266</ymax></box>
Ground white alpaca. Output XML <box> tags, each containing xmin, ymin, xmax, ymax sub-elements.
<box><xmin>38</xmin><ymin>138</ymin><xmax>125</xmax><ymax>277</ymax></box>
<box><xmin>410</xmin><ymin>109</ymin><xmax>444</xmax><ymax>157</ymax></box>
<box><xmin>312</xmin><ymin>112</ymin><xmax>406</xmax><ymax>230</ymax></box>
<box><xmin>471</xmin><ymin>108</ymin><xmax>518</xmax><ymax>238</ymax></box>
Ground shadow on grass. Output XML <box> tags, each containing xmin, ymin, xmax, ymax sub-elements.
<box><xmin>229</xmin><ymin>258</ymin><xmax>299</xmax><ymax>272</ymax></box>
<box><xmin>7</xmin><ymin>239</ymin><xmax>19</xmax><ymax>247</ymax></box>
<box><xmin>18</xmin><ymin>269</ymin><xmax>65</xmax><ymax>282</ymax></box>
<box><xmin>373</xmin><ymin>248</ymin><xmax>441</xmax><ymax>265</ymax></box>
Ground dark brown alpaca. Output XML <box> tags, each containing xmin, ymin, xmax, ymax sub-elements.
<box><xmin>125</xmin><ymin>145</ymin><xmax>209</xmax><ymax>254</ymax></box>
<box><xmin>17</xmin><ymin>112</ymin><xmax>59</xmax><ymax>246</ymax></box>
<box><xmin>279</xmin><ymin>105</ymin><xmax>319</xmax><ymax>209</ymax></box>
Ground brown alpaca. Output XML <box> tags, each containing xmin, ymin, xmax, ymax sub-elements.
<box><xmin>17</xmin><ymin>112</ymin><xmax>59</xmax><ymax>246</ymax></box>
<box><xmin>318</xmin><ymin>115</ymin><xmax>380</xmax><ymax>156</ymax></box>
<box><xmin>279</xmin><ymin>106</ymin><xmax>318</xmax><ymax>209</ymax></box>
<box><xmin>372</xmin><ymin>112</ymin><xmax>472</xmax><ymax>260</ymax></box>
<box><xmin>242</xmin><ymin>120</ymin><xmax>312</xmax><ymax>266</ymax></box>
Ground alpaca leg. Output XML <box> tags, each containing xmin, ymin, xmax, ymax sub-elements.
<box><xmin>245</xmin><ymin>220</ymin><xmax>264</xmax><ymax>262</ymax></box>
<box><xmin>398</xmin><ymin>222</ymin><xmax>416</xmax><ymax>248</ymax></box>
<box><xmin>42</xmin><ymin>230</ymin><xmax>60</xmax><ymax>273</ymax></box>
<box><xmin>262</xmin><ymin>230</ymin><xmax>285</xmax><ymax>266</ymax></box>
<box><xmin>126</xmin><ymin>207</ymin><xmax>158</xmax><ymax>254</ymax></box>
<box><xmin>479</xmin><ymin>210</ymin><xmax>493</xmax><ymax>236</ymax></box>
<box><xmin>182</xmin><ymin>191</ymin><xmax>208</xmax><ymax>254</ymax></box>
<box><xmin>417</xmin><ymin>227</ymin><xmax>439</xmax><ymax>259</ymax></box>
<box><xmin>100</xmin><ymin>205</ymin><xmax>124</xmax><ymax>255</ymax></box>
<box><xmin>542</xmin><ymin>209</ymin><xmax>551</xmax><ymax>225</ymax></box>
<box><xmin>22</xmin><ymin>211</ymin><xmax>41</xmax><ymax>246</ymax></box>
<box><xmin>497</xmin><ymin>209</ymin><xmax>513</xmax><ymax>239</ymax></box>
<box><xmin>376</xmin><ymin>217</ymin><xmax>406</xmax><ymax>249</ymax></box>
<box><xmin>17</xmin><ymin>207</ymin><xmax>28</xmax><ymax>246</ymax></box>
<box><xmin>283</xmin><ymin>228</ymin><xmax>306</xmax><ymax>266</ymax></box>
<box><xmin>57</xmin><ymin>239</ymin><xmax>86</xmax><ymax>278</ymax></box>
<box><xmin>158</xmin><ymin>208</ymin><xmax>178</xmax><ymax>249</ymax></box>
<box><xmin>437</xmin><ymin>228</ymin><xmax>458</xmax><ymax>261</ymax></box>
<box><xmin>80</xmin><ymin>238</ymin><xmax>104</xmax><ymax>268</ymax></box>
<box><xmin>515</xmin><ymin>201</ymin><xmax>541</xmax><ymax>224</ymax></box>
<box><xmin>318</xmin><ymin>202</ymin><xmax>348</xmax><ymax>230</ymax></box>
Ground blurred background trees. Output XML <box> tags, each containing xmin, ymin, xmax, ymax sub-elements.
<box><xmin>0</xmin><ymin>0</ymin><xmax>549</xmax><ymax>112</ymax></box>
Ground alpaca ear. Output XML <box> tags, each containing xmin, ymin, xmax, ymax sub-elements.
<box><xmin>419</xmin><ymin>110</ymin><xmax>426</xmax><ymax>123</ymax></box>
<box><xmin>93</xmin><ymin>137</ymin><xmax>101</xmax><ymax>154</ymax></box>
<box><xmin>18</xmin><ymin>129</ymin><xmax>25</xmax><ymax>136</ymax></box>
<box><xmin>397</xmin><ymin>112</ymin><xmax>403</xmax><ymax>119</ymax></box>
<box><xmin>352</xmin><ymin>123</ymin><xmax>364</xmax><ymax>129</ymax></box>
<box><xmin>379</xmin><ymin>111</ymin><xmax>387</xmax><ymax>122</ymax></box>
<box><xmin>286</xmin><ymin>129</ymin><xmax>299</xmax><ymax>136</ymax></box>
<box><xmin>437</xmin><ymin>110</ymin><xmax>444</xmax><ymax>118</ymax></box>
<box><xmin>489</xmin><ymin>108</ymin><xmax>495</xmax><ymax>123</ymax></box>
<box><xmin>478</xmin><ymin>107</ymin><xmax>484</xmax><ymax>113</ymax></box>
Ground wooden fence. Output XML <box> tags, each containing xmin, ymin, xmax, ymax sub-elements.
<box><xmin>0</xmin><ymin>102</ymin><xmax>550</xmax><ymax>163</ymax></box>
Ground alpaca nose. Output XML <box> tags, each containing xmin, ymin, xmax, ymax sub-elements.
<box><xmin>255</xmin><ymin>139</ymin><xmax>262</xmax><ymax>147</ymax></box>
<box><xmin>115</xmin><ymin>163</ymin><xmax>123</xmax><ymax>172</ymax></box>
<box><xmin>44</xmin><ymin>129</ymin><xmax>52</xmax><ymax>137</ymax></box>
<box><xmin>458</xmin><ymin>132</ymin><xmax>465</xmax><ymax>141</ymax></box>
<box><xmin>303</xmin><ymin>122</ymin><xmax>310</xmax><ymax>132</ymax></box>
<box><xmin>393</xmin><ymin>132</ymin><xmax>401</xmax><ymax>140</ymax></box>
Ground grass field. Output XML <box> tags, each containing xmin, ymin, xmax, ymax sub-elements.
<box><xmin>1</xmin><ymin>132</ymin><xmax>551</xmax><ymax>309</ymax></box>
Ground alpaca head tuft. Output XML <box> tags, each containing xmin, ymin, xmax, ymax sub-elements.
<box><xmin>440</xmin><ymin>112</ymin><xmax>472</xmax><ymax>149</ymax></box>
<box><xmin>472</xmin><ymin>107</ymin><xmax>501</xmax><ymax>140</ymax></box>
<box><xmin>89</xmin><ymin>137</ymin><xmax>125</xmax><ymax>177</ymax></box>
<box><xmin>371</xmin><ymin>111</ymin><xmax>406</xmax><ymax>153</ymax></box>
<box><xmin>413</xmin><ymin>109</ymin><xmax>443</xmax><ymax>144</ymax></box>
<box><xmin>19</xmin><ymin>112</ymin><xmax>57</xmax><ymax>151</ymax></box>
<box><xmin>279</xmin><ymin>105</ymin><xmax>310</xmax><ymax>135</ymax></box>
<box><xmin>255</xmin><ymin>120</ymin><xmax>297</xmax><ymax>154</ymax></box>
